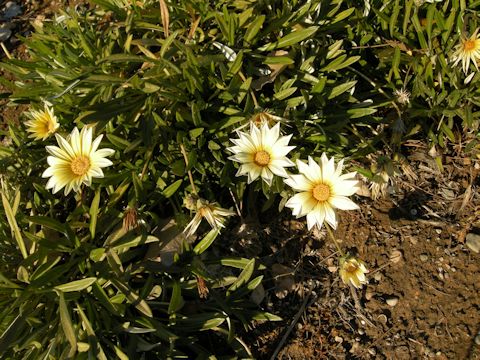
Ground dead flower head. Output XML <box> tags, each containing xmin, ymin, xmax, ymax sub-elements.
<box><xmin>339</xmin><ymin>255</ymin><xmax>368</xmax><ymax>289</ymax></box>
<box><xmin>183</xmin><ymin>196</ymin><xmax>236</xmax><ymax>237</ymax></box>
<box><xmin>123</xmin><ymin>207</ymin><xmax>139</xmax><ymax>231</ymax></box>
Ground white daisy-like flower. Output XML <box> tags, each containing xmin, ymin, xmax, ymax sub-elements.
<box><xmin>42</xmin><ymin>127</ymin><xmax>115</xmax><ymax>195</ymax></box>
<box><xmin>25</xmin><ymin>104</ymin><xmax>60</xmax><ymax>141</ymax></box>
<box><xmin>451</xmin><ymin>28</ymin><xmax>480</xmax><ymax>75</ymax></box>
<box><xmin>285</xmin><ymin>154</ymin><xmax>359</xmax><ymax>230</ymax></box>
<box><xmin>227</xmin><ymin>123</ymin><xmax>295</xmax><ymax>185</ymax></box>
<box><xmin>184</xmin><ymin>197</ymin><xmax>236</xmax><ymax>237</ymax></box>
<box><xmin>339</xmin><ymin>255</ymin><xmax>368</xmax><ymax>289</ymax></box>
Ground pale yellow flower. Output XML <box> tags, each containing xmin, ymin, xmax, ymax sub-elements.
<box><xmin>227</xmin><ymin>123</ymin><xmax>295</xmax><ymax>185</ymax></box>
<box><xmin>339</xmin><ymin>255</ymin><xmax>368</xmax><ymax>289</ymax></box>
<box><xmin>451</xmin><ymin>28</ymin><xmax>480</xmax><ymax>74</ymax></box>
<box><xmin>25</xmin><ymin>104</ymin><xmax>60</xmax><ymax>140</ymax></box>
<box><xmin>285</xmin><ymin>154</ymin><xmax>359</xmax><ymax>230</ymax></box>
<box><xmin>184</xmin><ymin>197</ymin><xmax>235</xmax><ymax>237</ymax></box>
<box><xmin>42</xmin><ymin>127</ymin><xmax>114</xmax><ymax>195</ymax></box>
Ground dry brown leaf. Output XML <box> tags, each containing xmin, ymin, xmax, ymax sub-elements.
<box><xmin>159</xmin><ymin>0</ymin><xmax>169</xmax><ymax>38</ymax></box>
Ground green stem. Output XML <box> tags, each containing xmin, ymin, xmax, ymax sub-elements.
<box><xmin>325</xmin><ymin>223</ymin><xmax>344</xmax><ymax>257</ymax></box>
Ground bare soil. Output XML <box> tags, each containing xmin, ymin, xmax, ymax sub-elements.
<box><xmin>233</xmin><ymin>141</ymin><xmax>480</xmax><ymax>359</ymax></box>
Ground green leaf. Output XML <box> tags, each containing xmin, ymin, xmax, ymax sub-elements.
<box><xmin>168</xmin><ymin>281</ymin><xmax>183</xmax><ymax>314</ymax></box>
<box><xmin>228</xmin><ymin>258</ymin><xmax>255</xmax><ymax>292</ymax></box>
<box><xmin>162</xmin><ymin>179</ymin><xmax>183</xmax><ymax>198</ymax></box>
<box><xmin>54</xmin><ymin>277</ymin><xmax>97</xmax><ymax>292</ymax></box>
<box><xmin>258</xmin><ymin>26</ymin><xmax>319</xmax><ymax>51</ymax></box>
<box><xmin>244</xmin><ymin>15</ymin><xmax>265</xmax><ymax>44</ymax></box>
<box><xmin>27</xmin><ymin>215</ymin><xmax>66</xmax><ymax>234</ymax></box>
<box><xmin>327</xmin><ymin>81</ymin><xmax>357</xmax><ymax>99</ymax></box>
<box><xmin>58</xmin><ymin>292</ymin><xmax>77</xmax><ymax>354</ymax></box>
<box><xmin>193</xmin><ymin>228</ymin><xmax>220</xmax><ymax>255</ymax></box>
<box><xmin>1</xmin><ymin>192</ymin><xmax>27</xmax><ymax>258</ymax></box>
<box><xmin>89</xmin><ymin>189</ymin><xmax>101</xmax><ymax>240</ymax></box>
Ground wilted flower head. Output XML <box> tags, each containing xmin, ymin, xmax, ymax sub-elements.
<box><xmin>250</xmin><ymin>111</ymin><xmax>283</xmax><ymax>128</ymax></box>
<box><xmin>227</xmin><ymin>122</ymin><xmax>295</xmax><ymax>185</ymax></box>
<box><xmin>451</xmin><ymin>28</ymin><xmax>480</xmax><ymax>75</ymax></box>
<box><xmin>393</xmin><ymin>88</ymin><xmax>411</xmax><ymax>105</ymax></box>
<box><xmin>184</xmin><ymin>197</ymin><xmax>235</xmax><ymax>237</ymax></box>
<box><xmin>368</xmin><ymin>155</ymin><xmax>398</xmax><ymax>200</ymax></box>
<box><xmin>285</xmin><ymin>154</ymin><xmax>359</xmax><ymax>230</ymax></box>
<box><xmin>123</xmin><ymin>207</ymin><xmax>138</xmax><ymax>231</ymax></box>
<box><xmin>339</xmin><ymin>255</ymin><xmax>368</xmax><ymax>289</ymax></box>
<box><xmin>25</xmin><ymin>104</ymin><xmax>60</xmax><ymax>141</ymax></box>
<box><xmin>42</xmin><ymin>127</ymin><xmax>115</xmax><ymax>195</ymax></box>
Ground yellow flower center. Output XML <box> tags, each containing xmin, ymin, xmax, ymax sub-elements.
<box><xmin>464</xmin><ymin>39</ymin><xmax>477</xmax><ymax>52</ymax></box>
<box><xmin>70</xmin><ymin>156</ymin><xmax>90</xmax><ymax>176</ymax></box>
<box><xmin>254</xmin><ymin>150</ymin><xmax>271</xmax><ymax>166</ymax></box>
<box><xmin>312</xmin><ymin>183</ymin><xmax>331</xmax><ymax>202</ymax></box>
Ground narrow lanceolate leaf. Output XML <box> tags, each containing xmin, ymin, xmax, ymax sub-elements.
<box><xmin>76</xmin><ymin>304</ymin><xmax>108</xmax><ymax>360</ymax></box>
<box><xmin>89</xmin><ymin>189</ymin><xmax>101</xmax><ymax>239</ymax></box>
<box><xmin>193</xmin><ymin>228</ymin><xmax>220</xmax><ymax>255</ymax></box>
<box><xmin>58</xmin><ymin>292</ymin><xmax>77</xmax><ymax>354</ymax></box>
<box><xmin>258</xmin><ymin>26</ymin><xmax>318</xmax><ymax>51</ymax></box>
<box><xmin>1</xmin><ymin>192</ymin><xmax>27</xmax><ymax>258</ymax></box>
<box><xmin>228</xmin><ymin>258</ymin><xmax>255</xmax><ymax>292</ymax></box>
<box><xmin>111</xmin><ymin>279</ymin><xmax>153</xmax><ymax>318</ymax></box>
<box><xmin>54</xmin><ymin>277</ymin><xmax>97</xmax><ymax>292</ymax></box>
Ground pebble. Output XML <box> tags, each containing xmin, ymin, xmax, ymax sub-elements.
<box><xmin>390</xmin><ymin>249</ymin><xmax>403</xmax><ymax>263</ymax></box>
<box><xmin>377</xmin><ymin>314</ymin><xmax>388</xmax><ymax>324</ymax></box>
<box><xmin>466</xmin><ymin>233</ymin><xmax>480</xmax><ymax>253</ymax></box>
<box><xmin>374</xmin><ymin>272</ymin><xmax>382</xmax><ymax>281</ymax></box>
<box><xmin>420</xmin><ymin>254</ymin><xmax>428</xmax><ymax>262</ymax></box>
<box><xmin>0</xmin><ymin>27</ymin><xmax>12</xmax><ymax>42</ymax></box>
<box><xmin>475</xmin><ymin>334</ymin><xmax>480</xmax><ymax>346</ymax></box>
<box><xmin>334</xmin><ymin>336</ymin><xmax>343</xmax><ymax>344</ymax></box>
<box><xmin>2</xmin><ymin>2</ymin><xmax>22</xmax><ymax>19</ymax></box>
<box><xmin>386</xmin><ymin>296</ymin><xmax>399</xmax><ymax>307</ymax></box>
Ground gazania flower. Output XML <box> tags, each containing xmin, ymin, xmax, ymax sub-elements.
<box><xmin>227</xmin><ymin>123</ymin><xmax>295</xmax><ymax>185</ymax></box>
<box><xmin>25</xmin><ymin>104</ymin><xmax>60</xmax><ymax>140</ymax></box>
<box><xmin>184</xmin><ymin>196</ymin><xmax>235</xmax><ymax>237</ymax></box>
<box><xmin>451</xmin><ymin>29</ymin><xmax>480</xmax><ymax>75</ymax></box>
<box><xmin>42</xmin><ymin>127</ymin><xmax>115</xmax><ymax>195</ymax></box>
<box><xmin>285</xmin><ymin>154</ymin><xmax>359</xmax><ymax>230</ymax></box>
<box><xmin>339</xmin><ymin>255</ymin><xmax>368</xmax><ymax>289</ymax></box>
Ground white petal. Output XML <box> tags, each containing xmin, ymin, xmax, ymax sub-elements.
<box><xmin>330</xmin><ymin>196</ymin><xmax>359</xmax><ymax>210</ymax></box>
<box><xmin>332</xmin><ymin>180</ymin><xmax>359</xmax><ymax>196</ymax></box>
<box><xmin>322</xmin><ymin>203</ymin><xmax>337</xmax><ymax>229</ymax></box>
<box><xmin>261</xmin><ymin>167</ymin><xmax>273</xmax><ymax>185</ymax></box>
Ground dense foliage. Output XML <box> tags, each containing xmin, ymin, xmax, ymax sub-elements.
<box><xmin>0</xmin><ymin>0</ymin><xmax>479</xmax><ymax>358</ymax></box>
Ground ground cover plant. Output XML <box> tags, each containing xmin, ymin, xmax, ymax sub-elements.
<box><xmin>0</xmin><ymin>0</ymin><xmax>479</xmax><ymax>358</ymax></box>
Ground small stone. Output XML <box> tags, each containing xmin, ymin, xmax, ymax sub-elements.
<box><xmin>386</xmin><ymin>296</ymin><xmax>399</xmax><ymax>307</ymax></box>
<box><xmin>435</xmin><ymin>228</ymin><xmax>442</xmax><ymax>234</ymax></box>
<box><xmin>374</xmin><ymin>272</ymin><xmax>382</xmax><ymax>281</ymax></box>
<box><xmin>358</xmin><ymin>328</ymin><xmax>365</xmax><ymax>335</ymax></box>
<box><xmin>334</xmin><ymin>336</ymin><xmax>343</xmax><ymax>344</ymax></box>
<box><xmin>2</xmin><ymin>2</ymin><xmax>22</xmax><ymax>19</ymax></box>
<box><xmin>466</xmin><ymin>233</ymin><xmax>480</xmax><ymax>253</ymax></box>
<box><xmin>0</xmin><ymin>27</ymin><xmax>12</xmax><ymax>42</ymax></box>
<box><xmin>390</xmin><ymin>249</ymin><xmax>403</xmax><ymax>263</ymax></box>
<box><xmin>327</xmin><ymin>266</ymin><xmax>338</xmax><ymax>273</ymax></box>
<box><xmin>377</xmin><ymin>314</ymin><xmax>388</xmax><ymax>324</ymax></box>
<box><xmin>368</xmin><ymin>348</ymin><xmax>377</xmax><ymax>356</ymax></box>
<box><xmin>420</xmin><ymin>254</ymin><xmax>428</xmax><ymax>262</ymax></box>
<box><xmin>475</xmin><ymin>334</ymin><xmax>480</xmax><ymax>346</ymax></box>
